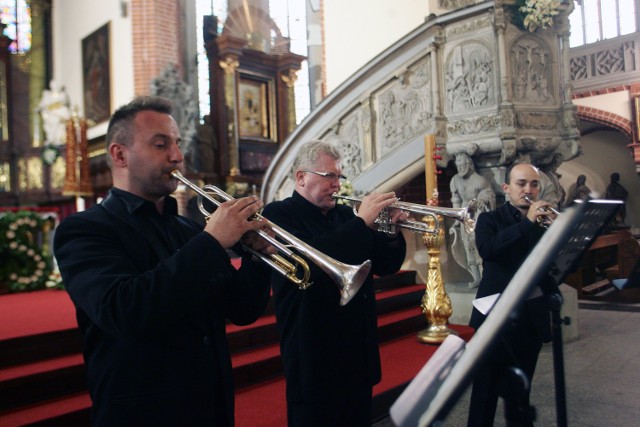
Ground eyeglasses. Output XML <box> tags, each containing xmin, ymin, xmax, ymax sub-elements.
<box><xmin>302</xmin><ymin>170</ymin><xmax>347</xmax><ymax>181</ymax></box>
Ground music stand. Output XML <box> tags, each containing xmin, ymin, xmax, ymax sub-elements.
<box><xmin>390</xmin><ymin>199</ymin><xmax>623</xmax><ymax>427</ymax></box>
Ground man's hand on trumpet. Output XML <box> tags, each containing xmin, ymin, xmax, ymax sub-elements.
<box><xmin>356</xmin><ymin>192</ymin><xmax>410</xmax><ymax>230</ymax></box>
<box><xmin>524</xmin><ymin>196</ymin><xmax>557</xmax><ymax>228</ymax></box>
<box><xmin>204</xmin><ymin>196</ymin><xmax>270</xmax><ymax>249</ymax></box>
<box><xmin>241</xmin><ymin>228</ymin><xmax>279</xmax><ymax>256</ymax></box>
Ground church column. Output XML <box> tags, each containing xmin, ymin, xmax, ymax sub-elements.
<box><xmin>430</xmin><ymin>31</ymin><xmax>442</xmax><ymax>117</ymax></box>
<box><xmin>219</xmin><ymin>55</ymin><xmax>240</xmax><ymax>176</ymax></box>
<box><xmin>280</xmin><ymin>69</ymin><xmax>298</xmax><ymax>137</ymax></box>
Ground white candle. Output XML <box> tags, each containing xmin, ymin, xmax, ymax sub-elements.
<box><xmin>424</xmin><ymin>134</ymin><xmax>437</xmax><ymax>200</ymax></box>
<box><xmin>33</xmin><ymin>110</ymin><xmax>40</xmax><ymax>145</ymax></box>
<box><xmin>76</xmin><ymin>196</ymin><xmax>85</xmax><ymax>212</ymax></box>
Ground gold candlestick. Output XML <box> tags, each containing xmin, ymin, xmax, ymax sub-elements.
<box><xmin>78</xmin><ymin>118</ymin><xmax>93</xmax><ymax>196</ymax></box>
<box><xmin>417</xmin><ymin>213</ymin><xmax>457</xmax><ymax>344</ymax></box>
<box><xmin>417</xmin><ymin>136</ymin><xmax>456</xmax><ymax>344</ymax></box>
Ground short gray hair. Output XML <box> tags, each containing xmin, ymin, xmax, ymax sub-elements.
<box><xmin>292</xmin><ymin>140</ymin><xmax>342</xmax><ymax>174</ymax></box>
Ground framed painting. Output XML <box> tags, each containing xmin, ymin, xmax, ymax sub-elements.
<box><xmin>237</xmin><ymin>75</ymin><xmax>275</xmax><ymax>140</ymax></box>
<box><xmin>82</xmin><ymin>23</ymin><xmax>111</xmax><ymax>126</ymax></box>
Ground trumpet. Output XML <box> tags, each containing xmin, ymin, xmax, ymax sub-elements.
<box><xmin>332</xmin><ymin>194</ymin><xmax>477</xmax><ymax>234</ymax></box>
<box><xmin>172</xmin><ymin>170</ymin><xmax>371</xmax><ymax>306</ymax></box>
<box><xmin>524</xmin><ymin>195</ymin><xmax>560</xmax><ymax>228</ymax></box>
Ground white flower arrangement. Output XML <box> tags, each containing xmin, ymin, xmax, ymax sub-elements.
<box><xmin>335</xmin><ymin>180</ymin><xmax>354</xmax><ymax>204</ymax></box>
<box><xmin>518</xmin><ymin>0</ymin><xmax>561</xmax><ymax>32</ymax></box>
<box><xmin>0</xmin><ymin>211</ymin><xmax>54</xmax><ymax>292</ymax></box>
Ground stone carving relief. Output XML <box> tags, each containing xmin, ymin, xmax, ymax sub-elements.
<box><xmin>500</xmin><ymin>138</ymin><xmax>517</xmax><ymax>164</ymax></box>
<box><xmin>374</xmin><ymin>58</ymin><xmax>433</xmax><ymax>154</ymax></box>
<box><xmin>516</xmin><ymin>112</ymin><xmax>558</xmax><ymax>130</ymax></box>
<box><xmin>447</xmin><ymin>114</ymin><xmax>501</xmax><ymax>136</ymax></box>
<box><xmin>511</xmin><ymin>37</ymin><xmax>554</xmax><ymax>104</ymax></box>
<box><xmin>439</xmin><ymin>0</ymin><xmax>483</xmax><ymax>10</ymax></box>
<box><xmin>445</xmin><ymin>15</ymin><xmax>492</xmax><ymax>38</ymax></box>
<box><xmin>499</xmin><ymin>108</ymin><xmax>515</xmax><ymax>128</ymax></box>
<box><xmin>324</xmin><ymin>112</ymin><xmax>364</xmax><ymax>179</ymax></box>
<box><xmin>445</xmin><ymin>42</ymin><xmax>495</xmax><ymax>114</ymax></box>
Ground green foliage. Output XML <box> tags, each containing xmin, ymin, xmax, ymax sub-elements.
<box><xmin>0</xmin><ymin>211</ymin><xmax>55</xmax><ymax>292</ymax></box>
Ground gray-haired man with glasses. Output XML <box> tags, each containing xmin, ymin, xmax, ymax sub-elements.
<box><xmin>262</xmin><ymin>140</ymin><xmax>408</xmax><ymax>426</ymax></box>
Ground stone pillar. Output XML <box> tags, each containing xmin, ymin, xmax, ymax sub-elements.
<box><xmin>219</xmin><ymin>55</ymin><xmax>240</xmax><ymax>176</ymax></box>
<box><xmin>281</xmin><ymin>69</ymin><xmax>299</xmax><ymax>135</ymax></box>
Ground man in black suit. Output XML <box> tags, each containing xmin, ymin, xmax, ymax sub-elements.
<box><xmin>467</xmin><ymin>163</ymin><xmax>560</xmax><ymax>427</ymax></box>
<box><xmin>262</xmin><ymin>140</ymin><xmax>407</xmax><ymax>427</ymax></box>
<box><xmin>54</xmin><ymin>96</ymin><xmax>274</xmax><ymax>427</ymax></box>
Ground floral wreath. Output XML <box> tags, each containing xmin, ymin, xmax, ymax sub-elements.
<box><xmin>0</xmin><ymin>211</ymin><xmax>53</xmax><ymax>292</ymax></box>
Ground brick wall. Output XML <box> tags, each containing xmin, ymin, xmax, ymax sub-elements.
<box><xmin>131</xmin><ymin>0</ymin><xmax>181</xmax><ymax>95</ymax></box>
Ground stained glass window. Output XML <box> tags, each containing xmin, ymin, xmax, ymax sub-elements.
<box><xmin>0</xmin><ymin>0</ymin><xmax>31</xmax><ymax>53</ymax></box>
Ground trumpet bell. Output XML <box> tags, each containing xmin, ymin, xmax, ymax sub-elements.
<box><xmin>337</xmin><ymin>259</ymin><xmax>371</xmax><ymax>306</ymax></box>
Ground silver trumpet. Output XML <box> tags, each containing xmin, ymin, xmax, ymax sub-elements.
<box><xmin>172</xmin><ymin>170</ymin><xmax>371</xmax><ymax>306</ymax></box>
<box><xmin>524</xmin><ymin>195</ymin><xmax>560</xmax><ymax>229</ymax></box>
<box><xmin>332</xmin><ymin>194</ymin><xmax>477</xmax><ymax>234</ymax></box>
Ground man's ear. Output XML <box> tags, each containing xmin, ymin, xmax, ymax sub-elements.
<box><xmin>109</xmin><ymin>143</ymin><xmax>127</xmax><ymax>167</ymax></box>
<box><xmin>501</xmin><ymin>183</ymin><xmax>509</xmax><ymax>194</ymax></box>
<box><xmin>295</xmin><ymin>170</ymin><xmax>306</xmax><ymax>187</ymax></box>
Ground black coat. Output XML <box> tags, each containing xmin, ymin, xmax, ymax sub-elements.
<box><xmin>467</xmin><ymin>202</ymin><xmax>560</xmax><ymax>427</ymax></box>
<box><xmin>262</xmin><ymin>191</ymin><xmax>406</xmax><ymax>403</ymax></box>
<box><xmin>470</xmin><ymin>202</ymin><xmax>557</xmax><ymax>347</ymax></box>
<box><xmin>53</xmin><ymin>189</ymin><xmax>271</xmax><ymax>427</ymax></box>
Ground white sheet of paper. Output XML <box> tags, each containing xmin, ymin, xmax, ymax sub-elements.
<box><xmin>473</xmin><ymin>287</ymin><xmax>544</xmax><ymax>315</ymax></box>
<box><xmin>472</xmin><ymin>293</ymin><xmax>499</xmax><ymax>315</ymax></box>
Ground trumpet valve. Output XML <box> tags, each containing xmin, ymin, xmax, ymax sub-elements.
<box><xmin>374</xmin><ymin>209</ymin><xmax>397</xmax><ymax>234</ymax></box>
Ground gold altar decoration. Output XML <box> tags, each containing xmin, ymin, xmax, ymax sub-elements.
<box><xmin>417</xmin><ymin>135</ymin><xmax>456</xmax><ymax>344</ymax></box>
<box><xmin>62</xmin><ymin>112</ymin><xmax>92</xmax><ymax>197</ymax></box>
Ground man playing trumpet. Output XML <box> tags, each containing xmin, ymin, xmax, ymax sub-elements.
<box><xmin>54</xmin><ymin>96</ymin><xmax>275</xmax><ymax>427</ymax></box>
<box><xmin>262</xmin><ymin>140</ymin><xmax>407</xmax><ymax>427</ymax></box>
<box><xmin>467</xmin><ymin>163</ymin><xmax>561</xmax><ymax>427</ymax></box>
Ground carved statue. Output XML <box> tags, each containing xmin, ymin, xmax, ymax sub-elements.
<box><xmin>38</xmin><ymin>80</ymin><xmax>71</xmax><ymax>145</ymax></box>
<box><xmin>449</xmin><ymin>152</ymin><xmax>496</xmax><ymax>288</ymax></box>
<box><xmin>605</xmin><ymin>172</ymin><xmax>629</xmax><ymax>226</ymax></box>
<box><xmin>566</xmin><ymin>174</ymin><xmax>591</xmax><ymax>205</ymax></box>
<box><xmin>538</xmin><ymin>155</ymin><xmax>566</xmax><ymax>210</ymax></box>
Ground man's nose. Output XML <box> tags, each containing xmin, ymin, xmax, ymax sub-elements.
<box><xmin>169</xmin><ymin>142</ymin><xmax>184</xmax><ymax>163</ymax></box>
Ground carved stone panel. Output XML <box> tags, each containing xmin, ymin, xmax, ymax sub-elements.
<box><xmin>444</xmin><ymin>42</ymin><xmax>496</xmax><ymax>114</ymax></box>
<box><xmin>373</xmin><ymin>57</ymin><xmax>433</xmax><ymax>155</ymax></box>
<box><xmin>323</xmin><ymin>109</ymin><xmax>366</xmax><ymax>179</ymax></box>
<box><xmin>510</xmin><ymin>36</ymin><xmax>555</xmax><ymax>104</ymax></box>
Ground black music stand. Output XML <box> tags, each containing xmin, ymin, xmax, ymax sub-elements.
<box><xmin>390</xmin><ymin>199</ymin><xmax>623</xmax><ymax>427</ymax></box>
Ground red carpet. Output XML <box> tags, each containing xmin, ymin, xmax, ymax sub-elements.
<box><xmin>234</xmin><ymin>325</ymin><xmax>473</xmax><ymax>426</ymax></box>
<box><xmin>0</xmin><ymin>258</ymin><xmax>240</xmax><ymax>341</ymax></box>
<box><xmin>0</xmin><ymin>289</ymin><xmax>77</xmax><ymax>341</ymax></box>
<box><xmin>0</xmin><ymin>265</ymin><xmax>473</xmax><ymax>426</ymax></box>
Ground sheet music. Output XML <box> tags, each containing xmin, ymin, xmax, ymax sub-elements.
<box><xmin>390</xmin><ymin>334</ymin><xmax>466</xmax><ymax>427</ymax></box>
<box><xmin>392</xmin><ymin>200</ymin><xmax>623</xmax><ymax>427</ymax></box>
